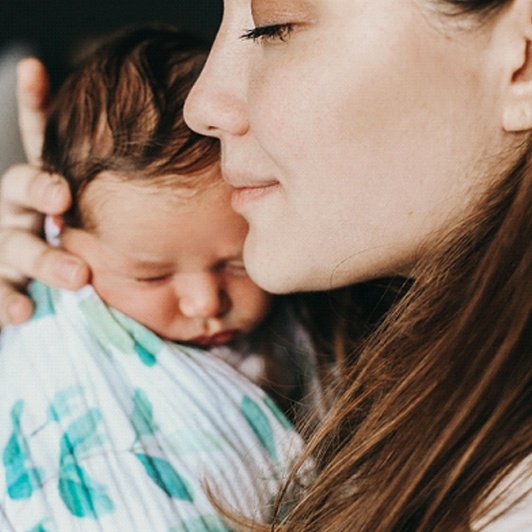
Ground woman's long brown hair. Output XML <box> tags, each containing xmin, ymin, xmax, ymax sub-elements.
<box><xmin>227</xmin><ymin>1</ymin><xmax>531</xmax><ymax>530</ymax></box>
<box><xmin>275</xmin><ymin>145</ymin><xmax>531</xmax><ymax>531</ymax></box>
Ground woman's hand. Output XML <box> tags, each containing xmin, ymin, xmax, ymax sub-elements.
<box><xmin>0</xmin><ymin>58</ymin><xmax>89</xmax><ymax>326</ymax></box>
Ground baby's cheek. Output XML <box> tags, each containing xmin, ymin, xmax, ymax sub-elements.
<box><xmin>89</xmin><ymin>275</ymin><xmax>126</xmax><ymax>309</ymax></box>
<box><xmin>151</xmin><ymin>288</ymin><xmax>183</xmax><ymax>321</ymax></box>
<box><xmin>90</xmin><ymin>278</ymin><xmax>159</xmax><ymax>322</ymax></box>
<box><xmin>230</xmin><ymin>279</ymin><xmax>272</xmax><ymax>328</ymax></box>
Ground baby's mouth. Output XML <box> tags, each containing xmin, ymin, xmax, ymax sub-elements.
<box><xmin>186</xmin><ymin>330</ymin><xmax>238</xmax><ymax>347</ymax></box>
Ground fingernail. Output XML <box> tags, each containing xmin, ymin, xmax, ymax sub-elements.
<box><xmin>58</xmin><ymin>259</ymin><xmax>86</xmax><ymax>285</ymax></box>
<box><xmin>45</xmin><ymin>176</ymin><xmax>68</xmax><ymax>206</ymax></box>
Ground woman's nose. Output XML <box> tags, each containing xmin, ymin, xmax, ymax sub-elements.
<box><xmin>177</xmin><ymin>273</ymin><xmax>228</xmax><ymax>319</ymax></box>
<box><xmin>184</xmin><ymin>23</ymin><xmax>250</xmax><ymax>139</ymax></box>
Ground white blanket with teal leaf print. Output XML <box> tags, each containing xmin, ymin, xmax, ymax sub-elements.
<box><xmin>0</xmin><ymin>282</ymin><xmax>305</xmax><ymax>532</ymax></box>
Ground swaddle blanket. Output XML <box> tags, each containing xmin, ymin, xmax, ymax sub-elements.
<box><xmin>0</xmin><ymin>282</ymin><xmax>304</xmax><ymax>531</ymax></box>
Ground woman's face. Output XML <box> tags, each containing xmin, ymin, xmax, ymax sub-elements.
<box><xmin>185</xmin><ymin>0</ymin><xmax>512</xmax><ymax>293</ymax></box>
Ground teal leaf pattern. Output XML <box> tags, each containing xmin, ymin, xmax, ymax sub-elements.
<box><xmin>6</xmin><ymin>466</ymin><xmax>44</xmax><ymax>500</ymax></box>
<box><xmin>3</xmin><ymin>401</ymin><xmax>44</xmax><ymax>499</ymax></box>
<box><xmin>29</xmin><ymin>281</ymin><xmax>56</xmax><ymax>320</ymax></box>
<box><xmin>110</xmin><ymin>310</ymin><xmax>164</xmax><ymax>359</ymax></box>
<box><xmin>25</xmin><ymin>518</ymin><xmax>51</xmax><ymax>532</ymax></box>
<box><xmin>130</xmin><ymin>388</ymin><xmax>158</xmax><ymax>437</ymax></box>
<box><xmin>59</xmin><ymin>408</ymin><xmax>104</xmax><ymax>459</ymax></box>
<box><xmin>79</xmin><ymin>293</ymin><xmax>162</xmax><ymax>366</ymax></box>
<box><xmin>58</xmin><ymin>462</ymin><xmax>114</xmax><ymax>518</ymax></box>
<box><xmin>46</xmin><ymin>386</ymin><xmax>84</xmax><ymax>422</ymax></box>
<box><xmin>79</xmin><ymin>296</ymin><xmax>136</xmax><ymax>356</ymax></box>
<box><xmin>262</xmin><ymin>396</ymin><xmax>293</xmax><ymax>431</ymax></box>
<box><xmin>135</xmin><ymin>453</ymin><xmax>193</xmax><ymax>501</ymax></box>
<box><xmin>3</xmin><ymin>402</ymin><xmax>26</xmax><ymax>464</ymax></box>
<box><xmin>56</xmin><ymin>407</ymin><xmax>113</xmax><ymax>518</ymax></box>
<box><xmin>135</xmin><ymin>342</ymin><xmax>157</xmax><ymax>367</ymax></box>
<box><xmin>240</xmin><ymin>396</ymin><xmax>277</xmax><ymax>461</ymax></box>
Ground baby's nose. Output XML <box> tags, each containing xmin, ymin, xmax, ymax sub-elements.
<box><xmin>177</xmin><ymin>274</ymin><xmax>227</xmax><ymax>319</ymax></box>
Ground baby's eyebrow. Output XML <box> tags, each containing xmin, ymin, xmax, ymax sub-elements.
<box><xmin>125</xmin><ymin>258</ymin><xmax>173</xmax><ymax>270</ymax></box>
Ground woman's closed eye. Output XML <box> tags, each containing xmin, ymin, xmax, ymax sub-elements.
<box><xmin>240</xmin><ymin>23</ymin><xmax>295</xmax><ymax>43</ymax></box>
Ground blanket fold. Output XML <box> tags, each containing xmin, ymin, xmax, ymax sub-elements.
<box><xmin>0</xmin><ymin>282</ymin><xmax>304</xmax><ymax>532</ymax></box>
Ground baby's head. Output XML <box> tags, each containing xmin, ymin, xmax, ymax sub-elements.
<box><xmin>42</xmin><ymin>26</ymin><xmax>272</xmax><ymax>344</ymax></box>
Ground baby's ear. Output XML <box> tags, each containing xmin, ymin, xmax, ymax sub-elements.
<box><xmin>501</xmin><ymin>0</ymin><xmax>532</xmax><ymax>132</ymax></box>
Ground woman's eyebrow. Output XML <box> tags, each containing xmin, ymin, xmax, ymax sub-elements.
<box><xmin>251</xmin><ymin>1</ymin><xmax>318</xmax><ymax>25</ymax></box>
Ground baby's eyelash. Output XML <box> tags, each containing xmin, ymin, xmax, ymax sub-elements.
<box><xmin>240</xmin><ymin>24</ymin><xmax>295</xmax><ymax>43</ymax></box>
<box><xmin>135</xmin><ymin>274</ymin><xmax>170</xmax><ymax>283</ymax></box>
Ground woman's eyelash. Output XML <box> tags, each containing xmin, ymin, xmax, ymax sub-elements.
<box><xmin>240</xmin><ymin>24</ymin><xmax>295</xmax><ymax>43</ymax></box>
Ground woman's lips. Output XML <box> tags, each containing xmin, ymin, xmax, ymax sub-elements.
<box><xmin>230</xmin><ymin>182</ymin><xmax>280</xmax><ymax>212</ymax></box>
<box><xmin>186</xmin><ymin>330</ymin><xmax>238</xmax><ymax>347</ymax></box>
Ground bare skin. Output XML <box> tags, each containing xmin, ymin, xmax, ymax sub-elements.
<box><xmin>0</xmin><ymin>59</ymin><xmax>89</xmax><ymax>325</ymax></box>
<box><xmin>2</xmin><ymin>0</ymin><xmax>532</xmax><ymax>325</ymax></box>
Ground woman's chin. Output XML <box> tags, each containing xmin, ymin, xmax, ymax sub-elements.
<box><xmin>243</xmin><ymin>242</ymin><xmax>324</xmax><ymax>294</ymax></box>
<box><xmin>243</xmin><ymin>245</ymin><xmax>294</xmax><ymax>294</ymax></box>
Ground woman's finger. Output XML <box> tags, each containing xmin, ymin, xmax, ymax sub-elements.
<box><xmin>0</xmin><ymin>280</ymin><xmax>34</xmax><ymax>326</ymax></box>
<box><xmin>0</xmin><ymin>229</ymin><xmax>90</xmax><ymax>289</ymax></box>
<box><xmin>16</xmin><ymin>58</ymin><xmax>51</xmax><ymax>165</ymax></box>
<box><xmin>0</xmin><ymin>164</ymin><xmax>71</xmax><ymax>221</ymax></box>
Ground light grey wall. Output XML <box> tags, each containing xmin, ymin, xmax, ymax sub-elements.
<box><xmin>0</xmin><ymin>43</ymin><xmax>31</xmax><ymax>175</ymax></box>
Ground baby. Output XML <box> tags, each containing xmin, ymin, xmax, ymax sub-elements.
<box><xmin>0</xmin><ymin>26</ymin><xmax>311</xmax><ymax>531</ymax></box>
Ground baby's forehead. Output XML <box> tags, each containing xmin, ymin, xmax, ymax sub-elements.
<box><xmin>87</xmin><ymin>167</ymin><xmax>221</xmax><ymax>197</ymax></box>
<box><xmin>77</xmin><ymin>174</ymin><xmax>246</xmax><ymax>269</ymax></box>
<box><xmin>80</xmin><ymin>171</ymin><xmax>229</xmax><ymax>230</ymax></box>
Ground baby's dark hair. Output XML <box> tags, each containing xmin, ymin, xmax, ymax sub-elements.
<box><xmin>41</xmin><ymin>25</ymin><xmax>219</xmax><ymax>229</ymax></box>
